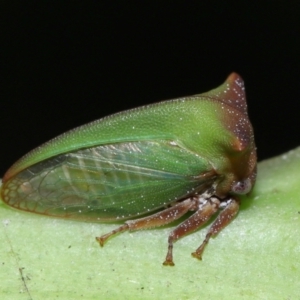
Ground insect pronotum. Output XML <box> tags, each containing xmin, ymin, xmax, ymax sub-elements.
<box><xmin>1</xmin><ymin>73</ymin><xmax>256</xmax><ymax>265</ymax></box>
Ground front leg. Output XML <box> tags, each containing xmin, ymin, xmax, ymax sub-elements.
<box><xmin>163</xmin><ymin>196</ymin><xmax>221</xmax><ymax>266</ymax></box>
<box><xmin>191</xmin><ymin>197</ymin><xmax>240</xmax><ymax>260</ymax></box>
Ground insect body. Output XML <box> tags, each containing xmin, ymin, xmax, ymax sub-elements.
<box><xmin>1</xmin><ymin>73</ymin><xmax>256</xmax><ymax>265</ymax></box>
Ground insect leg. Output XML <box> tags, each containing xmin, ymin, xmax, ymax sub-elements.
<box><xmin>96</xmin><ymin>198</ymin><xmax>195</xmax><ymax>247</ymax></box>
<box><xmin>191</xmin><ymin>197</ymin><xmax>240</xmax><ymax>260</ymax></box>
<box><xmin>163</xmin><ymin>197</ymin><xmax>220</xmax><ymax>266</ymax></box>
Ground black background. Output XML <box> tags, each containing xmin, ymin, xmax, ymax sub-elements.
<box><xmin>1</xmin><ymin>2</ymin><xmax>300</xmax><ymax>175</ymax></box>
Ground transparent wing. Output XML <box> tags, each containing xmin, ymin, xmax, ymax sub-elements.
<box><xmin>2</xmin><ymin>140</ymin><xmax>217</xmax><ymax>221</ymax></box>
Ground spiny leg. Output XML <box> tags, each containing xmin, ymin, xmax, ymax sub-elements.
<box><xmin>96</xmin><ymin>198</ymin><xmax>195</xmax><ymax>246</ymax></box>
<box><xmin>96</xmin><ymin>224</ymin><xmax>129</xmax><ymax>246</ymax></box>
<box><xmin>163</xmin><ymin>197</ymin><xmax>221</xmax><ymax>266</ymax></box>
<box><xmin>191</xmin><ymin>197</ymin><xmax>240</xmax><ymax>260</ymax></box>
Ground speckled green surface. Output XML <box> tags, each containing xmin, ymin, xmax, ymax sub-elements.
<box><xmin>1</xmin><ymin>148</ymin><xmax>300</xmax><ymax>300</ymax></box>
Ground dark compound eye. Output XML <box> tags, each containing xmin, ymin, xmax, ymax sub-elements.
<box><xmin>231</xmin><ymin>178</ymin><xmax>252</xmax><ymax>195</ymax></box>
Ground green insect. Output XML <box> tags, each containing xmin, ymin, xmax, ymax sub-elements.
<box><xmin>1</xmin><ymin>73</ymin><xmax>256</xmax><ymax>266</ymax></box>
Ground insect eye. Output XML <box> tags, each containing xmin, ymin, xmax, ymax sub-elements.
<box><xmin>231</xmin><ymin>178</ymin><xmax>252</xmax><ymax>195</ymax></box>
